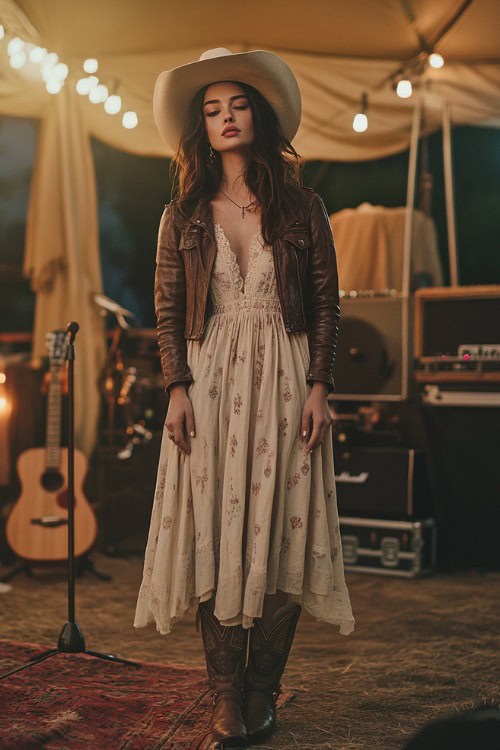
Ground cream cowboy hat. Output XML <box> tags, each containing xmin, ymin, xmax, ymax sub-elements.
<box><xmin>153</xmin><ymin>47</ymin><xmax>301</xmax><ymax>151</ymax></box>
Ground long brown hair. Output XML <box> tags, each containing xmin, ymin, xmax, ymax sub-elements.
<box><xmin>168</xmin><ymin>80</ymin><xmax>304</xmax><ymax>245</ymax></box>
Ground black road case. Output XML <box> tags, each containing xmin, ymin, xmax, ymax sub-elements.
<box><xmin>339</xmin><ymin>516</ymin><xmax>437</xmax><ymax>577</ymax></box>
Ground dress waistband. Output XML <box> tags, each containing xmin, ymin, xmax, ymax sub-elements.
<box><xmin>210</xmin><ymin>298</ymin><xmax>282</xmax><ymax>315</ymax></box>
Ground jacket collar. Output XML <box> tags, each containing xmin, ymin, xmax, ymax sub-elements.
<box><xmin>187</xmin><ymin>192</ymin><xmax>304</xmax><ymax>241</ymax></box>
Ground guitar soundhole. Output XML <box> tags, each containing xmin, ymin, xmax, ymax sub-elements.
<box><xmin>41</xmin><ymin>470</ymin><xmax>64</xmax><ymax>492</ymax></box>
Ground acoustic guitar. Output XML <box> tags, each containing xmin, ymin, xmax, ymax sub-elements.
<box><xmin>6</xmin><ymin>330</ymin><xmax>97</xmax><ymax>561</ymax></box>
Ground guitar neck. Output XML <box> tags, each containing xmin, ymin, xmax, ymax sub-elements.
<box><xmin>45</xmin><ymin>362</ymin><xmax>63</xmax><ymax>469</ymax></box>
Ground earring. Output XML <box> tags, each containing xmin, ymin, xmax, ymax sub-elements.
<box><xmin>209</xmin><ymin>144</ymin><xmax>215</xmax><ymax>164</ymax></box>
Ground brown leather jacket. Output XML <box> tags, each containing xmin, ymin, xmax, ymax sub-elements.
<box><xmin>155</xmin><ymin>184</ymin><xmax>340</xmax><ymax>395</ymax></box>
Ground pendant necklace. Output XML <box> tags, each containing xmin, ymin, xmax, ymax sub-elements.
<box><xmin>219</xmin><ymin>189</ymin><xmax>257</xmax><ymax>218</ymax></box>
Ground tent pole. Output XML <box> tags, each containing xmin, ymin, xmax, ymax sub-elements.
<box><xmin>403</xmin><ymin>92</ymin><xmax>422</xmax><ymax>297</ymax></box>
<box><xmin>442</xmin><ymin>100</ymin><xmax>459</xmax><ymax>285</ymax></box>
<box><xmin>401</xmin><ymin>92</ymin><xmax>422</xmax><ymax>400</ymax></box>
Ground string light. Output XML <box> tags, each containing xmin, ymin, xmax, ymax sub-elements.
<box><xmin>429</xmin><ymin>52</ymin><xmax>444</xmax><ymax>69</ymax></box>
<box><xmin>396</xmin><ymin>78</ymin><xmax>412</xmax><ymax>98</ymax></box>
<box><xmin>0</xmin><ymin>25</ymin><xmax>138</xmax><ymax>130</ymax></box>
<box><xmin>83</xmin><ymin>58</ymin><xmax>98</xmax><ymax>73</ymax></box>
<box><xmin>353</xmin><ymin>92</ymin><xmax>368</xmax><ymax>132</ymax></box>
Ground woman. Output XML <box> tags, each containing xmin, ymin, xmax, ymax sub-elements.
<box><xmin>134</xmin><ymin>47</ymin><xmax>355</xmax><ymax>748</ymax></box>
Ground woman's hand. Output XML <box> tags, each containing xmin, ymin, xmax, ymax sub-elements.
<box><xmin>165</xmin><ymin>384</ymin><xmax>196</xmax><ymax>455</ymax></box>
<box><xmin>300</xmin><ymin>382</ymin><xmax>333</xmax><ymax>453</ymax></box>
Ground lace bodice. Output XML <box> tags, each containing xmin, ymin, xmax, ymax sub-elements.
<box><xmin>209</xmin><ymin>223</ymin><xmax>278</xmax><ymax>307</ymax></box>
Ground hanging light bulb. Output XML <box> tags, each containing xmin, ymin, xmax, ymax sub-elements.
<box><xmin>8</xmin><ymin>37</ymin><xmax>24</xmax><ymax>56</ymax></box>
<box><xmin>429</xmin><ymin>52</ymin><xmax>444</xmax><ymax>69</ymax></box>
<box><xmin>122</xmin><ymin>111</ymin><xmax>138</xmax><ymax>129</ymax></box>
<box><xmin>53</xmin><ymin>62</ymin><xmax>68</xmax><ymax>80</ymax></box>
<box><xmin>396</xmin><ymin>78</ymin><xmax>412</xmax><ymax>98</ymax></box>
<box><xmin>104</xmin><ymin>94</ymin><xmax>122</xmax><ymax>115</ymax></box>
<box><xmin>89</xmin><ymin>84</ymin><xmax>108</xmax><ymax>103</ymax></box>
<box><xmin>353</xmin><ymin>92</ymin><xmax>368</xmax><ymax>132</ymax></box>
<box><xmin>83</xmin><ymin>58</ymin><xmax>98</xmax><ymax>73</ymax></box>
<box><xmin>76</xmin><ymin>77</ymin><xmax>91</xmax><ymax>95</ymax></box>
<box><xmin>46</xmin><ymin>79</ymin><xmax>62</xmax><ymax>94</ymax></box>
<box><xmin>9</xmin><ymin>50</ymin><xmax>27</xmax><ymax>69</ymax></box>
<box><xmin>29</xmin><ymin>46</ymin><xmax>47</xmax><ymax>64</ymax></box>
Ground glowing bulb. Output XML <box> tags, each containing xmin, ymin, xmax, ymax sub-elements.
<box><xmin>353</xmin><ymin>113</ymin><xmax>368</xmax><ymax>132</ymax></box>
<box><xmin>0</xmin><ymin>25</ymin><xmax>4</xmax><ymax>41</ymax></box>
<box><xmin>104</xmin><ymin>95</ymin><xmax>122</xmax><ymax>114</ymax></box>
<box><xmin>0</xmin><ymin>373</ymin><xmax>6</xmax><ymax>383</ymax></box>
<box><xmin>429</xmin><ymin>53</ymin><xmax>444</xmax><ymax>69</ymax></box>
<box><xmin>9</xmin><ymin>51</ymin><xmax>27</xmax><ymax>69</ymax></box>
<box><xmin>122</xmin><ymin>111</ymin><xmax>138</xmax><ymax>129</ymax></box>
<box><xmin>54</xmin><ymin>62</ymin><xmax>68</xmax><ymax>80</ymax></box>
<box><xmin>396</xmin><ymin>79</ymin><xmax>412</xmax><ymax>98</ymax></box>
<box><xmin>40</xmin><ymin>59</ymin><xmax>57</xmax><ymax>81</ymax></box>
<box><xmin>89</xmin><ymin>84</ymin><xmax>108</xmax><ymax>103</ymax></box>
<box><xmin>83</xmin><ymin>58</ymin><xmax>98</xmax><ymax>73</ymax></box>
<box><xmin>76</xmin><ymin>77</ymin><xmax>90</xmax><ymax>94</ymax></box>
<box><xmin>46</xmin><ymin>79</ymin><xmax>62</xmax><ymax>94</ymax></box>
<box><xmin>8</xmin><ymin>37</ymin><xmax>24</xmax><ymax>56</ymax></box>
<box><xmin>29</xmin><ymin>46</ymin><xmax>47</xmax><ymax>64</ymax></box>
<box><xmin>0</xmin><ymin>396</ymin><xmax>8</xmax><ymax>411</ymax></box>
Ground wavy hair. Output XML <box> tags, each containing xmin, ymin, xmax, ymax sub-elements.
<box><xmin>168</xmin><ymin>80</ymin><xmax>304</xmax><ymax>245</ymax></box>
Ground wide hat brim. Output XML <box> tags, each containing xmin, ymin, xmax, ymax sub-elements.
<box><xmin>153</xmin><ymin>48</ymin><xmax>301</xmax><ymax>152</ymax></box>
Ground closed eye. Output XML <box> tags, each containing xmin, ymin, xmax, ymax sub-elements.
<box><xmin>206</xmin><ymin>106</ymin><xmax>248</xmax><ymax>117</ymax></box>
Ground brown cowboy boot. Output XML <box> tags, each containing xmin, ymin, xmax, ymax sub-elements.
<box><xmin>198</xmin><ymin>601</ymin><xmax>249</xmax><ymax>748</ymax></box>
<box><xmin>243</xmin><ymin>602</ymin><xmax>302</xmax><ymax>743</ymax></box>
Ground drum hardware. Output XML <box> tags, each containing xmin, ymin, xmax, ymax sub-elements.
<box><xmin>116</xmin><ymin>422</ymin><xmax>153</xmax><ymax>461</ymax></box>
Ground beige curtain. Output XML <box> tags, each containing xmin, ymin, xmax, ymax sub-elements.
<box><xmin>22</xmin><ymin>85</ymin><xmax>106</xmax><ymax>457</ymax></box>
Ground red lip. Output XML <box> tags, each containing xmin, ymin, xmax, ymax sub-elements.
<box><xmin>222</xmin><ymin>126</ymin><xmax>240</xmax><ymax>136</ymax></box>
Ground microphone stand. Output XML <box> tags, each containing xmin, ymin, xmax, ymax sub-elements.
<box><xmin>0</xmin><ymin>321</ymin><xmax>139</xmax><ymax>680</ymax></box>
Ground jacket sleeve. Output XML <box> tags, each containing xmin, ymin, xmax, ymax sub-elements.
<box><xmin>305</xmin><ymin>191</ymin><xmax>341</xmax><ymax>394</ymax></box>
<box><xmin>155</xmin><ymin>204</ymin><xmax>194</xmax><ymax>394</ymax></box>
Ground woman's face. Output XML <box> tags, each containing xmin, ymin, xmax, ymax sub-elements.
<box><xmin>202</xmin><ymin>81</ymin><xmax>254</xmax><ymax>155</ymax></box>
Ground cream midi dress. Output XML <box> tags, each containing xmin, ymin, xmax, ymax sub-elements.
<box><xmin>134</xmin><ymin>222</ymin><xmax>355</xmax><ymax>636</ymax></box>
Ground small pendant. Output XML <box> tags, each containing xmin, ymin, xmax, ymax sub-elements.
<box><xmin>241</xmin><ymin>206</ymin><xmax>245</xmax><ymax>218</ymax></box>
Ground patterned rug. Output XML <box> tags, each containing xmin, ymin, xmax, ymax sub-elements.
<box><xmin>0</xmin><ymin>640</ymin><xmax>294</xmax><ymax>749</ymax></box>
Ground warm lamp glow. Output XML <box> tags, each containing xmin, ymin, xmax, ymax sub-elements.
<box><xmin>83</xmin><ymin>58</ymin><xmax>98</xmax><ymax>73</ymax></box>
<box><xmin>353</xmin><ymin>113</ymin><xmax>368</xmax><ymax>132</ymax></box>
<box><xmin>429</xmin><ymin>53</ymin><xmax>444</xmax><ymax>69</ymax></box>
<box><xmin>122</xmin><ymin>111</ymin><xmax>138</xmax><ymax>129</ymax></box>
<box><xmin>396</xmin><ymin>79</ymin><xmax>412</xmax><ymax>98</ymax></box>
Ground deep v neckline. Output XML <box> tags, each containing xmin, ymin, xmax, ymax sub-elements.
<box><xmin>214</xmin><ymin>222</ymin><xmax>263</xmax><ymax>295</ymax></box>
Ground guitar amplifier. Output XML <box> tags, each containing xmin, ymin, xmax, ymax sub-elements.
<box><xmin>414</xmin><ymin>284</ymin><xmax>500</xmax><ymax>384</ymax></box>
<box><xmin>334</xmin><ymin>445</ymin><xmax>434</xmax><ymax>520</ymax></box>
<box><xmin>339</xmin><ymin>516</ymin><xmax>437</xmax><ymax>577</ymax></box>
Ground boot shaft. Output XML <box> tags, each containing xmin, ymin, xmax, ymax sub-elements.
<box><xmin>198</xmin><ymin>602</ymin><xmax>249</xmax><ymax>696</ymax></box>
<box><xmin>245</xmin><ymin>603</ymin><xmax>302</xmax><ymax>694</ymax></box>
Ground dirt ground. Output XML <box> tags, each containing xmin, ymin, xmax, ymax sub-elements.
<box><xmin>1</xmin><ymin>552</ymin><xmax>499</xmax><ymax>749</ymax></box>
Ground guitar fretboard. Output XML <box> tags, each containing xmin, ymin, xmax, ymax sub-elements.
<box><xmin>45</xmin><ymin>362</ymin><xmax>63</xmax><ymax>470</ymax></box>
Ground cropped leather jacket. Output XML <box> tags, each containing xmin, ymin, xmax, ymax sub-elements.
<box><xmin>155</xmin><ymin>184</ymin><xmax>341</xmax><ymax>395</ymax></box>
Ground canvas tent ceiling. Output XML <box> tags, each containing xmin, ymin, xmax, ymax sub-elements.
<box><xmin>2</xmin><ymin>0</ymin><xmax>500</xmax><ymax>161</ymax></box>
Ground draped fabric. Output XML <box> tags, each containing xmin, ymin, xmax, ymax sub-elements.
<box><xmin>330</xmin><ymin>204</ymin><xmax>443</xmax><ymax>292</ymax></box>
